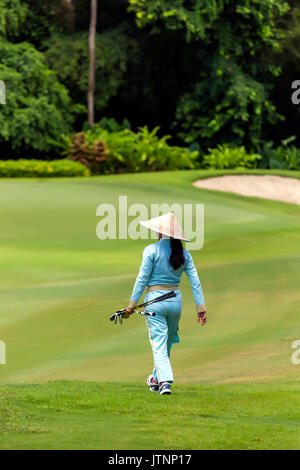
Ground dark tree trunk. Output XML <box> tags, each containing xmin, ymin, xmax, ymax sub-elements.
<box><xmin>88</xmin><ymin>0</ymin><xmax>97</xmax><ymax>126</ymax></box>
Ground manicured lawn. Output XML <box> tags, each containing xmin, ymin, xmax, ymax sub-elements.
<box><xmin>0</xmin><ymin>381</ymin><xmax>299</xmax><ymax>450</ymax></box>
<box><xmin>0</xmin><ymin>169</ymin><xmax>299</xmax><ymax>449</ymax></box>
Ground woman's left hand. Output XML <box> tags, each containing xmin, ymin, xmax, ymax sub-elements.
<box><xmin>197</xmin><ymin>311</ymin><xmax>207</xmax><ymax>326</ymax></box>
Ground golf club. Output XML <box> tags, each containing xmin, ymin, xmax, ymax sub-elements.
<box><xmin>109</xmin><ymin>290</ymin><xmax>176</xmax><ymax>325</ymax></box>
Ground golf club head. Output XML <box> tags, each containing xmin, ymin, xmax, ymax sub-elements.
<box><xmin>109</xmin><ymin>313</ymin><xmax>116</xmax><ymax>322</ymax></box>
<box><xmin>109</xmin><ymin>311</ymin><xmax>125</xmax><ymax>325</ymax></box>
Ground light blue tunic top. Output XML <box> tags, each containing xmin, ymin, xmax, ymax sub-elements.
<box><xmin>130</xmin><ymin>238</ymin><xmax>205</xmax><ymax>308</ymax></box>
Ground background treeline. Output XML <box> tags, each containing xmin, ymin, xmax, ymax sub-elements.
<box><xmin>1</xmin><ymin>0</ymin><xmax>300</xmax><ymax>173</ymax></box>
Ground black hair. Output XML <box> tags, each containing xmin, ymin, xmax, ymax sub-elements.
<box><xmin>169</xmin><ymin>238</ymin><xmax>185</xmax><ymax>270</ymax></box>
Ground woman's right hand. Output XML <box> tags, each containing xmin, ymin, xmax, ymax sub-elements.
<box><xmin>123</xmin><ymin>306</ymin><xmax>135</xmax><ymax>319</ymax></box>
<box><xmin>197</xmin><ymin>311</ymin><xmax>207</xmax><ymax>326</ymax></box>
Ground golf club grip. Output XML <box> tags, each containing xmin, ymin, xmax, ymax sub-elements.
<box><xmin>144</xmin><ymin>311</ymin><xmax>155</xmax><ymax>316</ymax></box>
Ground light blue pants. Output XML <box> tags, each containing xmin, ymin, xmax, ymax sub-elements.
<box><xmin>144</xmin><ymin>290</ymin><xmax>182</xmax><ymax>384</ymax></box>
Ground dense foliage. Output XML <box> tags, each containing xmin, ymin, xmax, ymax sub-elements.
<box><xmin>129</xmin><ymin>0</ymin><xmax>290</xmax><ymax>150</ymax></box>
<box><xmin>44</xmin><ymin>29</ymin><xmax>136</xmax><ymax>111</ymax></box>
<box><xmin>1</xmin><ymin>0</ymin><xmax>300</xmax><ymax>163</ymax></box>
<box><xmin>0</xmin><ymin>0</ymin><xmax>28</xmax><ymax>38</ymax></box>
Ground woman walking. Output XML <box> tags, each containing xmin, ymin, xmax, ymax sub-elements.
<box><xmin>125</xmin><ymin>212</ymin><xmax>207</xmax><ymax>395</ymax></box>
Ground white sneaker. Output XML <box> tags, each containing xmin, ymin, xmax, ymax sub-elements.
<box><xmin>146</xmin><ymin>374</ymin><xmax>159</xmax><ymax>392</ymax></box>
<box><xmin>159</xmin><ymin>382</ymin><xmax>171</xmax><ymax>395</ymax></box>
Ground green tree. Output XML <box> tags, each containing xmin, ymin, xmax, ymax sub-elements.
<box><xmin>0</xmin><ymin>0</ymin><xmax>83</xmax><ymax>155</ymax></box>
<box><xmin>0</xmin><ymin>40</ymin><xmax>83</xmax><ymax>153</ymax></box>
<box><xmin>129</xmin><ymin>0</ymin><xmax>290</xmax><ymax>150</ymax></box>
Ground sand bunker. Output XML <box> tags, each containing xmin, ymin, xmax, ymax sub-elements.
<box><xmin>193</xmin><ymin>174</ymin><xmax>300</xmax><ymax>205</ymax></box>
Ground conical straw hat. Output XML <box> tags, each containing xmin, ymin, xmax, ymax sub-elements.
<box><xmin>140</xmin><ymin>212</ymin><xmax>190</xmax><ymax>241</ymax></box>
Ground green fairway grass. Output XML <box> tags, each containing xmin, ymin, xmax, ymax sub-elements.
<box><xmin>0</xmin><ymin>381</ymin><xmax>300</xmax><ymax>450</ymax></box>
<box><xmin>0</xmin><ymin>169</ymin><xmax>299</xmax><ymax>449</ymax></box>
<box><xmin>0</xmin><ymin>169</ymin><xmax>299</xmax><ymax>384</ymax></box>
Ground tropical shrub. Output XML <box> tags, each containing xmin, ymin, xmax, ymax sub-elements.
<box><xmin>68</xmin><ymin>132</ymin><xmax>109</xmax><ymax>174</ymax></box>
<box><xmin>270</xmin><ymin>146</ymin><xmax>300</xmax><ymax>170</ymax></box>
<box><xmin>258</xmin><ymin>137</ymin><xmax>300</xmax><ymax>170</ymax></box>
<box><xmin>63</xmin><ymin>125</ymin><xmax>199</xmax><ymax>174</ymax></box>
<box><xmin>0</xmin><ymin>159</ymin><xmax>90</xmax><ymax>177</ymax></box>
<box><xmin>203</xmin><ymin>145</ymin><xmax>261</xmax><ymax>169</ymax></box>
<box><xmin>97</xmin><ymin>116</ymin><xmax>131</xmax><ymax>133</ymax></box>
